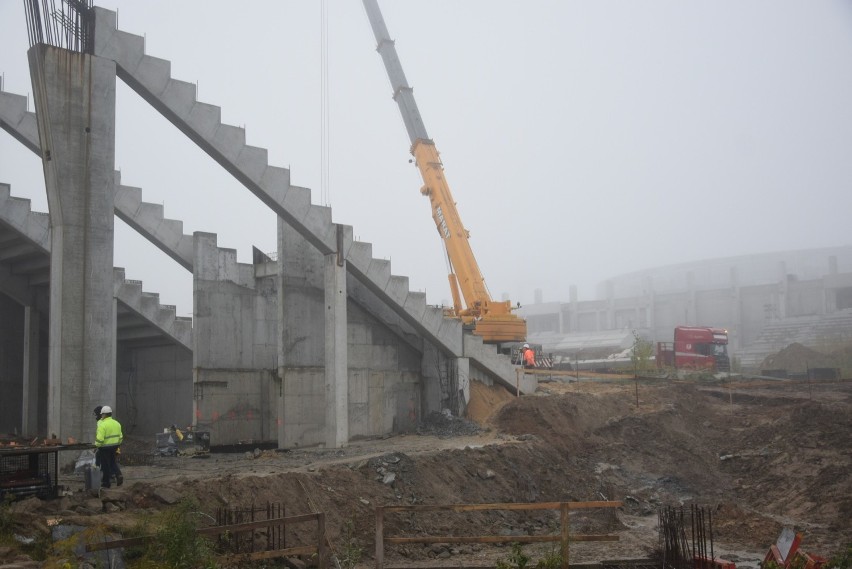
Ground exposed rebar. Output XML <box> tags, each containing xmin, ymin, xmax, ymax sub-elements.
<box><xmin>23</xmin><ymin>0</ymin><xmax>94</xmax><ymax>53</ymax></box>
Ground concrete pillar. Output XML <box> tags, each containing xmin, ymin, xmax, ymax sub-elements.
<box><xmin>454</xmin><ymin>357</ymin><xmax>470</xmax><ymax>416</ymax></box>
<box><xmin>686</xmin><ymin>271</ymin><xmax>696</xmax><ymax>324</ymax></box>
<box><xmin>568</xmin><ymin>285</ymin><xmax>578</xmax><ymax>333</ymax></box>
<box><xmin>21</xmin><ymin>306</ymin><xmax>39</xmax><ymax>437</ymax></box>
<box><xmin>643</xmin><ymin>276</ymin><xmax>656</xmax><ymax>335</ymax></box>
<box><xmin>324</xmin><ymin>246</ymin><xmax>348</xmax><ymax>448</ymax></box>
<box><xmin>730</xmin><ymin>267</ymin><xmax>742</xmax><ymax>351</ymax></box>
<box><xmin>277</xmin><ymin>218</ymin><xmax>287</xmax><ymax>449</ymax></box>
<box><xmin>777</xmin><ymin>261</ymin><xmax>788</xmax><ymax>318</ymax></box>
<box><xmin>604</xmin><ymin>280</ymin><xmax>615</xmax><ymax>330</ymax></box>
<box><xmin>825</xmin><ymin>256</ymin><xmax>838</xmax><ymax>314</ymax></box>
<box><xmin>29</xmin><ymin>46</ymin><xmax>117</xmax><ymax>441</ymax></box>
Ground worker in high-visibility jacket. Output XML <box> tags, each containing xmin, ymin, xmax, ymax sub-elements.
<box><xmin>95</xmin><ymin>406</ymin><xmax>124</xmax><ymax>488</ymax></box>
<box><xmin>522</xmin><ymin>343</ymin><xmax>536</xmax><ymax>369</ymax></box>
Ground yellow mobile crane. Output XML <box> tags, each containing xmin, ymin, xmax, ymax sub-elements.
<box><xmin>362</xmin><ymin>0</ymin><xmax>527</xmax><ymax>345</ymax></box>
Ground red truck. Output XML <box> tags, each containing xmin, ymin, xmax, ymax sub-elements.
<box><xmin>656</xmin><ymin>326</ymin><xmax>730</xmax><ymax>372</ymax></box>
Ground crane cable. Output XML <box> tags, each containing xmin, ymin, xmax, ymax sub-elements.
<box><xmin>320</xmin><ymin>0</ymin><xmax>331</xmax><ymax>206</ymax></box>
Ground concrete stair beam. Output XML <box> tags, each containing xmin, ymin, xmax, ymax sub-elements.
<box><xmin>279</xmin><ymin>185</ymin><xmax>312</xmax><ymax>221</ymax></box>
<box><xmin>385</xmin><ymin>275</ymin><xmax>410</xmax><ymax>307</ymax></box>
<box><xmin>113</xmin><ymin>182</ymin><xmax>143</xmax><ymax>211</ymax></box>
<box><xmin>113</xmin><ymin>267</ymin><xmax>192</xmax><ymax>351</ymax></box>
<box><xmin>260</xmin><ymin>166</ymin><xmax>291</xmax><ymax>200</ymax></box>
<box><xmin>160</xmin><ymin>78</ymin><xmax>197</xmax><ymax>117</ymax></box>
<box><xmin>404</xmin><ymin>291</ymin><xmax>428</xmax><ymax>321</ymax></box>
<box><xmin>211</xmin><ymin>123</ymin><xmax>246</xmax><ymax>163</ymax></box>
<box><xmin>0</xmin><ymin>91</ymin><xmax>200</xmax><ymax>271</ymax></box>
<box><xmin>302</xmin><ymin>205</ymin><xmax>335</xmax><ymax>246</ymax></box>
<box><xmin>366</xmin><ymin>258</ymin><xmax>392</xmax><ymax>290</ymax></box>
<box><xmin>236</xmin><ymin>145</ymin><xmax>269</xmax><ymax>182</ymax></box>
<box><xmin>138</xmin><ymin>202</ymin><xmax>164</xmax><ymax>222</ymax></box>
<box><xmin>91</xmin><ymin>10</ymin><xmax>145</xmax><ymax>73</ymax></box>
<box><xmin>186</xmin><ymin>101</ymin><xmax>221</xmax><ymax>138</ymax></box>
<box><xmin>347</xmin><ymin>241</ymin><xmax>374</xmax><ymax>269</ymax></box>
<box><xmin>0</xmin><ymin>90</ymin><xmax>40</xmax><ymax>155</ymax></box>
<box><xmin>90</xmin><ymin>7</ymin><xmax>518</xmax><ymax>386</ymax></box>
<box><xmin>0</xmin><ymin>190</ymin><xmax>50</xmax><ymax>252</ymax></box>
<box><xmin>113</xmin><ymin>182</ymin><xmax>194</xmax><ymax>271</ymax></box>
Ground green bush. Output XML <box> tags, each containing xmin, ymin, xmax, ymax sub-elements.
<box><xmin>827</xmin><ymin>543</ymin><xmax>852</xmax><ymax>569</ymax></box>
<box><xmin>0</xmin><ymin>495</ymin><xmax>13</xmax><ymax>540</ymax></box>
<box><xmin>496</xmin><ymin>543</ymin><xmax>531</xmax><ymax>569</ymax></box>
<box><xmin>132</xmin><ymin>499</ymin><xmax>217</xmax><ymax>569</ymax></box>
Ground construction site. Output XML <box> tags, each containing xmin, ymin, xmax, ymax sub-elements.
<box><xmin>0</xmin><ymin>1</ymin><xmax>850</xmax><ymax>568</ymax></box>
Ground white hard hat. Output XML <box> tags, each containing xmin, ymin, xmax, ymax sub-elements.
<box><xmin>523</xmin><ymin>343</ymin><xmax>529</xmax><ymax>349</ymax></box>
<box><xmin>100</xmin><ymin>405</ymin><xmax>112</xmax><ymax>414</ymax></box>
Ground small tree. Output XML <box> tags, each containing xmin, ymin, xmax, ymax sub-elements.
<box><xmin>631</xmin><ymin>330</ymin><xmax>655</xmax><ymax>375</ymax></box>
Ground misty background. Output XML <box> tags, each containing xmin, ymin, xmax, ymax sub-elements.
<box><xmin>1</xmin><ymin>1</ymin><xmax>852</xmax><ymax>316</ymax></box>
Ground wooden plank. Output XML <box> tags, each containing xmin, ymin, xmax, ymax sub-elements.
<box><xmin>385</xmin><ymin>534</ymin><xmax>619</xmax><ymax>545</ymax></box>
<box><xmin>382</xmin><ymin>501</ymin><xmax>621</xmax><ymax>513</ymax></box>
<box><xmin>374</xmin><ymin>501</ymin><xmax>621</xmax><ymax>568</ymax></box>
<box><xmin>376</xmin><ymin>507</ymin><xmax>385</xmax><ymax>569</ymax></box>
<box><xmin>222</xmin><ymin>545</ymin><xmax>317</xmax><ymax>561</ymax></box>
<box><xmin>561</xmin><ymin>502</ymin><xmax>569</xmax><ymax>569</ymax></box>
<box><xmin>317</xmin><ymin>512</ymin><xmax>327</xmax><ymax>569</ymax></box>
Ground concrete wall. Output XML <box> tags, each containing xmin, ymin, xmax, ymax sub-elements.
<box><xmin>193</xmin><ymin>232</ymin><xmax>278</xmax><ymax>446</ymax></box>
<box><xmin>278</xmin><ymin>221</ymin><xmax>442</xmax><ymax>448</ymax></box>
<box><xmin>116</xmin><ymin>344</ymin><xmax>193</xmax><ymax>437</ymax></box>
<box><xmin>0</xmin><ymin>295</ymin><xmax>24</xmax><ymax>434</ymax></box>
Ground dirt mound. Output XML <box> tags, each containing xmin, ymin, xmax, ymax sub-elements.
<box><xmin>467</xmin><ymin>380</ymin><xmax>514</xmax><ymax>425</ymax></box>
<box><xmin>35</xmin><ymin>379</ymin><xmax>850</xmax><ymax>568</ymax></box>
<box><xmin>760</xmin><ymin>343</ymin><xmax>832</xmax><ymax>372</ymax></box>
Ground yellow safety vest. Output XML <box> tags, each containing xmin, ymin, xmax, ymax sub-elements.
<box><xmin>95</xmin><ymin>416</ymin><xmax>123</xmax><ymax>448</ymax></box>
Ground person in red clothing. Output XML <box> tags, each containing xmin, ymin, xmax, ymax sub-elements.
<box><xmin>522</xmin><ymin>343</ymin><xmax>536</xmax><ymax>368</ymax></box>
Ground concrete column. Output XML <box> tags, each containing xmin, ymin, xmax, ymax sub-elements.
<box><xmin>568</xmin><ymin>285</ymin><xmax>579</xmax><ymax>333</ymax></box>
<box><xmin>324</xmin><ymin>248</ymin><xmax>348</xmax><ymax>448</ymax></box>
<box><xmin>686</xmin><ymin>271</ymin><xmax>696</xmax><ymax>324</ymax></box>
<box><xmin>643</xmin><ymin>276</ymin><xmax>656</xmax><ymax>335</ymax></box>
<box><xmin>825</xmin><ymin>256</ymin><xmax>838</xmax><ymax>314</ymax></box>
<box><xmin>777</xmin><ymin>261</ymin><xmax>788</xmax><ymax>318</ymax></box>
<box><xmin>29</xmin><ymin>46</ymin><xmax>117</xmax><ymax>441</ymax></box>
<box><xmin>454</xmin><ymin>357</ymin><xmax>470</xmax><ymax>416</ymax></box>
<box><xmin>730</xmin><ymin>267</ymin><xmax>742</xmax><ymax>351</ymax></box>
<box><xmin>276</xmin><ymin>218</ymin><xmax>287</xmax><ymax>448</ymax></box>
<box><xmin>604</xmin><ymin>280</ymin><xmax>615</xmax><ymax>330</ymax></box>
<box><xmin>21</xmin><ymin>306</ymin><xmax>39</xmax><ymax>437</ymax></box>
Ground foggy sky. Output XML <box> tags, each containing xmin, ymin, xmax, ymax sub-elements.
<box><xmin>2</xmin><ymin>1</ymin><xmax>852</xmax><ymax>316</ymax></box>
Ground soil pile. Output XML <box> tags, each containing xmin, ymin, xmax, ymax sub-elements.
<box><xmin>760</xmin><ymin>343</ymin><xmax>833</xmax><ymax>372</ymax></box>
<box><xmin>11</xmin><ymin>379</ymin><xmax>850</xmax><ymax>568</ymax></box>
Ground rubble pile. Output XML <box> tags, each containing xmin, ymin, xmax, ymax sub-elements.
<box><xmin>416</xmin><ymin>411</ymin><xmax>482</xmax><ymax>438</ymax></box>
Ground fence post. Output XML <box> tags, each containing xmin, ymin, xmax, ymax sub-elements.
<box><xmin>317</xmin><ymin>512</ymin><xmax>327</xmax><ymax>569</ymax></box>
<box><xmin>375</xmin><ymin>507</ymin><xmax>384</xmax><ymax>569</ymax></box>
<box><xmin>561</xmin><ymin>502</ymin><xmax>570</xmax><ymax>569</ymax></box>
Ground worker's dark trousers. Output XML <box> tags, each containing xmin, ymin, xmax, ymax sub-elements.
<box><xmin>99</xmin><ymin>446</ymin><xmax>120</xmax><ymax>488</ymax></box>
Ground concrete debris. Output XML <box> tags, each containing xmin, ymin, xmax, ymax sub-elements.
<box><xmin>477</xmin><ymin>469</ymin><xmax>496</xmax><ymax>480</ymax></box>
<box><xmin>417</xmin><ymin>411</ymin><xmax>482</xmax><ymax>437</ymax></box>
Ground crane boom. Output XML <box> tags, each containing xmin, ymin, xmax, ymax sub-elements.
<box><xmin>362</xmin><ymin>0</ymin><xmax>527</xmax><ymax>344</ymax></box>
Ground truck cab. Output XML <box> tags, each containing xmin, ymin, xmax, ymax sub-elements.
<box><xmin>656</xmin><ymin>326</ymin><xmax>730</xmax><ymax>372</ymax></box>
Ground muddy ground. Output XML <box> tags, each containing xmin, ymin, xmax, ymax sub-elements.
<box><xmin>8</xmin><ymin>375</ymin><xmax>852</xmax><ymax>568</ymax></box>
